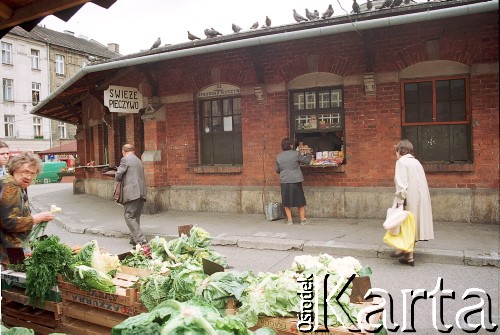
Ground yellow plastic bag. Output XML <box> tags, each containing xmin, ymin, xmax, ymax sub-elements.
<box><xmin>383</xmin><ymin>212</ymin><xmax>416</xmax><ymax>252</ymax></box>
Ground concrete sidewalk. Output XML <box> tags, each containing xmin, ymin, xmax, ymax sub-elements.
<box><xmin>30</xmin><ymin>184</ymin><xmax>500</xmax><ymax>268</ymax></box>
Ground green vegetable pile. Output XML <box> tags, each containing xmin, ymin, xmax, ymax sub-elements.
<box><xmin>25</xmin><ymin>235</ymin><xmax>74</xmax><ymax>306</ymax></box>
<box><xmin>112</xmin><ymin>297</ymin><xmax>276</xmax><ymax>335</ymax></box>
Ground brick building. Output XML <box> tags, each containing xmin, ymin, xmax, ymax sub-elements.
<box><xmin>32</xmin><ymin>0</ymin><xmax>499</xmax><ymax>224</ymax></box>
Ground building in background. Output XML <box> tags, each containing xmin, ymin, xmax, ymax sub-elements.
<box><xmin>1</xmin><ymin>25</ymin><xmax>119</xmax><ymax>154</ymax></box>
<box><xmin>32</xmin><ymin>0</ymin><xmax>499</xmax><ymax>224</ymax></box>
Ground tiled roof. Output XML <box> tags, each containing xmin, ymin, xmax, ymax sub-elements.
<box><xmin>7</xmin><ymin>25</ymin><xmax>120</xmax><ymax>59</ymax></box>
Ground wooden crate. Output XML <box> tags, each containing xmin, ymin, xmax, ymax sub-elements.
<box><xmin>61</xmin><ymin>316</ymin><xmax>113</xmax><ymax>335</ymax></box>
<box><xmin>1</xmin><ymin>287</ymin><xmax>63</xmax><ymax>316</ymax></box>
<box><xmin>62</xmin><ymin>301</ymin><xmax>128</xmax><ymax>328</ymax></box>
<box><xmin>1</xmin><ymin>300</ymin><xmax>61</xmax><ymax>335</ymax></box>
<box><xmin>1</xmin><ymin>270</ymin><xmax>61</xmax><ymax>302</ymax></box>
<box><xmin>253</xmin><ymin>301</ymin><xmax>383</xmax><ymax>335</ymax></box>
<box><xmin>57</xmin><ymin>267</ymin><xmax>144</xmax><ymax>316</ymax></box>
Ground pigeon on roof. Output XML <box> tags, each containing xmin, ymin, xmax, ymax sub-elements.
<box><xmin>380</xmin><ymin>0</ymin><xmax>393</xmax><ymax>9</ymax></box>
<box><xmin>305</xmin><ymin>9</ymin><xmax>318</xmax><ymax>20</ymax></box>
<box><xmin>314</xmin><ymin>10</ymin><xmax>320</xmax><ymax>18</ymax></box>
<box><xmin>188</xmin><ymin>31</ymin><xmax>201</xmax><ymax>41</ymax></box>
<box><xmin>404</xmin><ymin>0</ymin><xmax>411</xmax><ymax>4</ymax></box>
<box><xmin>232</xmin><ymin>23</ymin><xmax>242</xmax><ymax>33</ymax></box>
<box><xmin>86</xmin><ymin>55</ymin><xmax>98</xmax><ymax>62</ymax></box>
<box><xmin>321</xmin><ymin>4</ymin><xmax>334</xmax><ymax>19</ymax></box>
<box><xmin>391</xmin><ymin>0</ymin><xmax>403</xmax><ymax>7</ymax></box>
<box><xmin>150</xmin><ymin>37</ymin><xmax>161</xmax><ymax>50</ymax></box>
<box><xmin>352</xmin><ymin>0</ymin><xmax>361</xmax><ymax>14</ymax></box>
<box><xmin>250</xmin><ymin>21</ymin><xmax>259</xmax><ymax>29</ymax></box>
<box><xmin>293</xmin><ymin>9</ymin><xmax>308</xmax><ymax>22</ymax></box>
<box><xmin>366</xmin><ymin>0</ymin><xmax>373</xmax><ymax>10</ymax></box>
<box><xmin>204</xmin><ymin>28</ymin><xmax>222</xmax><ymax>38</ymax></box>
<box><xmin>265</xmin><ymin>16</ymin><xmax>271</xmax><ymax>27</ymax></box>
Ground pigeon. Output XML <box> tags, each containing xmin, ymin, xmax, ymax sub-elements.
<box><xmin>366</xmin><ymin>0</ymin><xmax>373</xmax><ymax>10</ymax></box>
<box><xmin>404</xmin><ymin>0</ymin><xmax>411</xmax><ymax>4</ymax></box>
<box><xmin>250</xmin><ymin>21</ymin><xmax>259</xmax><ymax>29</ymax></box>
<box><xmin>321</xmin><ymin>4</ymin><xmax>334</xmax><ymax>19</ymax></box>
<box><xmin>204</xmin><ymin>28</ymin><xmax>222</xmax><ymax>38</ymax></box>
<box><xmin>314</xmin><ymin>10</ymin><xmax>320</xmax><ymax>18</ymax></box>
<box><xmin>265</xmin><ymin>16</ymin><xmax>271</xmax><ymax>27</ymax></box>
<box><xmin>150</xmin><ymin>37</ymin><xmax>161</xmax><ymax>50</ymax></box>
<box><xmin>305</xmin><ymin>9</ymin><xmax>317</xmax><ymax>20</ymax></box>
<box><xmin>380</xmin><ymin>0</ymin><xmax>393</xmax><ymax>9</ymax></box>
<box><xmin>188</xmin><ymin>31</ymin><xmax>201</xmax><ymax>41</ymax></box>
<box><xmin>86</xmin><ymin>55</ymin><xmax>97</xmax><ymax>62</ymax></box>
<box><xmin>352</xmin><ymin>0</ymin><xmax>361</xmax><ymax>14</ymax></box>
<box><xmin>293</xmin><ymin>9</ymin><xmax>308</xmax><ymax>22</ymax></box>
<box><xmin>391</xmin><ymin>0</ymin><xmax>403</xmax><ymax>7</ymax></box>
<box><xmin>232</xmin><ymin>23</ymin><xmax>242</xmax><ymax>33</ymax></box>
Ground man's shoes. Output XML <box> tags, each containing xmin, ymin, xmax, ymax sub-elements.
<box><xmin>300</xmin><ymin>219</ymin><xmax>310</xmax><ymax>225</ymax></box>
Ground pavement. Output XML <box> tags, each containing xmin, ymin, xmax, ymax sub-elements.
<box><xmin>30</xmin><ymin>183</ymin><xmax>500</xmax><ymax>268</ymax></box>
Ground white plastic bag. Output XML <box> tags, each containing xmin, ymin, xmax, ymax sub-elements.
<box><xmin>383</xmin><ymin>203</ymin><xmax>409</xmax><ymax>235</ymax></box>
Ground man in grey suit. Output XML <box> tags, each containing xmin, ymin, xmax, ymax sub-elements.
<box><xmin>115</xmin><ymin>144</ymin><xmax>147</xmax><ymax>245</ymax></box>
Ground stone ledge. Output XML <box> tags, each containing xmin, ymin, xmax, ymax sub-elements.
<box><xmin>423</xmin><ymin>163</ymin><xmax>473</xmax><ymax>173</ymax></box>
<box><xmin>237</xmin><ymin>236</ymin><xmax>304</xmax><ymax>251</ymax></box>
<box><xmin>304</xmin><ymin>240</ymin><xmax>379</xmax><ymax>258</ymax></box>
<box><xmin>464</xmin><ymin>251</ymin><xmax>500</xmax><ymax>267</ymax></box>
<box><xmin>193</xmin><ymin>165</ymin><xmax>243</xmax><ymax>174</ymax></box>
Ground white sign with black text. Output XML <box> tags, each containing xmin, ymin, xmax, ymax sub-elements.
<box><xmin>104</xmin><ymin>85</ymin><xmax>144</xmax><ymax>113</ymax></box>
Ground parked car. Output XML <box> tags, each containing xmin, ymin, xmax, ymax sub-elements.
<box><xmin>35</xmin><ymin>161</ymin><xmax>67</xmax><ymax>183</ymax></box>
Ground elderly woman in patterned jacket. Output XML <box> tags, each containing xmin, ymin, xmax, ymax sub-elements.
<box><xmin>0</xmin><ymin>152</ymin><xmax>54</xmax><ymax>268</ymax></box>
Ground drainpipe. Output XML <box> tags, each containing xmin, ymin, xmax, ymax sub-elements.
<box><xmin>31</xmin><ymin>0</ymin><xmax>498</xmax><ymax>115</ymax></box>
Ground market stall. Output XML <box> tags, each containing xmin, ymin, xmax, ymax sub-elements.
<box><xmin>1</xmin><ymin>226</ymin><xmax>382</xmax><ymax>335</ymax></box>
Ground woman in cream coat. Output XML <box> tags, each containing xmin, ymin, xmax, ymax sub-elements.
<box><xmin>393</xmin><ymin>139</ymin><xmax>434</xmax><ymax>266</ymax></box>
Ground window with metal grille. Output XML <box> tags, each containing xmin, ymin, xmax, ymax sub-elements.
<box><xmin>32</xmin><ymin>82</ymin><xmax>40</xmax><ymax>105</ymax></box>
<box><xmin>31</xmin><ymin>49</ymin><xmax>40</xmax><ymax>69</ymax></box>
<box><xmin>401</xmin><ymin>76</ymin><xmax>470</xmax><ymax>163</ymax></box>
<box><xmin>199</xmin><ymin>97</ymin><xmax>242</xmax><ymax>165</ymax></box>
<box><xmin>33</xmin><ymin>117</ymin><xmax>43</xmax><ymax>138</ymax></box>
<box><xmin>4</xmin><ymin>115</ymin><xmax>14</xmax><ymax>137</ymax></box>
<box><xmin>2</xmin><ymin>78</ymin><xmax>13</xmax><ymax>101</ymax></box>
<box><xmin>1</xmin><ymin>42</ymin><xmax>12</xmax><ymax>64</ymax></box>
<box><xmin>55</xmin><ymin>54</ymin><xmax>65</xmax><ymax>75</ymax></box>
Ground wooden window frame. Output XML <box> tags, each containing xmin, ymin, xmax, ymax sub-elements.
<box><xmin>401</xmin><ymin>76</ymin><xmax>470</xmax><ymax>126</ymax></box>
<box><xmin>401</xmin><ymin>75</ymin><xmax>472</xmax><ymax>165</ymax></box>
<box><xmin>198</xmin><ymin>96</ymin><xmax>242</xmax><ymax>167</ymax></box>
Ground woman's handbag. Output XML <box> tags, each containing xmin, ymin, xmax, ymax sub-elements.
<box><xmin>383</xmin><ymin>212</ymin><xmax>416</xmax><ymax>252</ymax></box>
<box><xmin>383</xmin><ymin>203</ymin><xmax>409</xmax><ymax>235</ymax></box>
<box><xmin>113</xmin><ymin>181</ymin><xmax>123</xmax><ymax>204</ymax></box>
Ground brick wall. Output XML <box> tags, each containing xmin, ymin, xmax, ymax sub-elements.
<box><xmin>80</xmin><ymin>11</ymin><xmax>498</xmax><ymax>204</ymax></box>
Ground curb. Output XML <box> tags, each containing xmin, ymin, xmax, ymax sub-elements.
<box><xmin>31</xmin><ymin>201</ymin><xmax>500</xmax><ymax>268</ymax></box>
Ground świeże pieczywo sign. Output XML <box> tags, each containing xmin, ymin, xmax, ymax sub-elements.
<box><xmin>104</xmin><ymin>85</ymin><xmax>144</xmax><ymax>113</ymax></box>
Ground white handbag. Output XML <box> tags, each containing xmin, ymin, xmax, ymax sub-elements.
<box><xmin>383</xmin><ymin>203</ymin><xmax>409</xmax><ymax>235</ymax></box>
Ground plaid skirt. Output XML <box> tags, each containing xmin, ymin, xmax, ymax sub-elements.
<box><xmin>281</xmin><ymin>182</ymin><xmax>306</xmax><ymax>208</ymax></box>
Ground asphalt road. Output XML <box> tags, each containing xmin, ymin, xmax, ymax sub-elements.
<box><xmin>31</xmin><ymin>184</ymin><xmax>500</xmax><ymax>334</ymax></box>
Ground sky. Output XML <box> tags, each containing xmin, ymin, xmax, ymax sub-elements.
<box><xmin>38</xmin><ymin>0</ymin><xmax>422</xmax><ymax>56</ymax></box>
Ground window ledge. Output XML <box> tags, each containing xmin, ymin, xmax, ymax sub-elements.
<box><xmin>423</xmin><ymin>163</ymin><xmax>474</xmax><ymax>172</ymax></box>
<box><xmin>302</xmin><ymin>164</ymin><xmax>346</xmax><ymax>173</ymax></box>
<box><xmin>193</xmin><ymin>165</ymin><xmax>242</xmax><ymax>174</ymax></box>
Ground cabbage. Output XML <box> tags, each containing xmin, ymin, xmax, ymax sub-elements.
<box><xmin>71</xmin><ymin>264</ymin><xmax>116</xmax><ymax>292</ymax></box>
